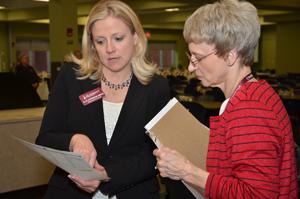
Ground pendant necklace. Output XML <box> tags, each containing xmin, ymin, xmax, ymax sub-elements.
<box><xmin>101</xmin><ymin>73</ymin><xmax>133</xmax><ymax>90</ymax></box>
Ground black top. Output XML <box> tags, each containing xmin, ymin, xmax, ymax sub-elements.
<box><xmin>15</xmin><ymin>64</ymin><xmax>40</xmax><ymax>86</ymax></box>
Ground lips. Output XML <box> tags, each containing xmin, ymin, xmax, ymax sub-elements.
<box><xmin>107</xmin><ymin>57</ymin><xmax>119</xmax><ymax>63</ymax></box>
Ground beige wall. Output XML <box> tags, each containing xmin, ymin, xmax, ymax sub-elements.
<box><xmin>276</xmin><ymin>21</ymin><xmax>300</xmax><ymax>74</ymax></box>
<box><xmin>0</xmin><ymin>22</ymin><xmax>9</xmax><ymax>72</ymax></box>
<box><xmin>1</xmin><ymin>21</ymin><xmax>300</xmax><ymax>74</ymax></box>
<box><xmin>9</xmin><ymin>22</ymin><xmax>49</xmax><ymax>67</ymax></box>
<box><xmin>257</xmin><ymin>22</ymin><xmax>300</xmax><ymax>74</ymax></box>
<box><xmin>260</xmin><ymin>25</ymin><xmax>277</xmax><ymax>71</ymax></box>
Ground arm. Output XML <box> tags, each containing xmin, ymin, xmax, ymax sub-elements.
<box><xmin>154</xmin><ymin>101</ymin><xmax>285</xmax><ymax>199</ymax></box>
<box><xmin>205</xmin><ymin>102</ymin><xmax>283</xmax><ymax>199</ymax></box>
<box><xmin>154</xmin><ymin>147</ymin><xmax>209</xmax><ymax>191</ymax></box>
<box><xmin>70</xmin><ymin>136</ymin><xmax>157</xmax><ymax>195</ymax></box>
<box><xmin>36</xmin><ymin>64</ymin><xmax>77</xmax><ymax>151</ymax></box>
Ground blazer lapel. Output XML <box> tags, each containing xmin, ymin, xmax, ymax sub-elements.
<box><xmin>78</xmin><ymin>78</ymin><xmax>108</xmax><ymax>154</ymax></box>
<box><xmin>108</xmin><ymin>75</ymin><xmax>146</xmax><ymax>146</ymax></box>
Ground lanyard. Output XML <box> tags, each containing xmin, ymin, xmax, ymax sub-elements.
<box><xmin>231</xmin><ymin>73</ymin><xmax>254</xmax><ymax>97</ymax></box>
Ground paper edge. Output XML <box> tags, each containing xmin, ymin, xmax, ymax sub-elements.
<box><xmin>145</xmin><ymin>97</ymin><xmax>178</xmax><ymax>131</ymax></box>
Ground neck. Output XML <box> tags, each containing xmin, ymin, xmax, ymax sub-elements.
<box><xmin>101</xmin><ymin>67</ymin><xmax>133</xmax><ymax>91</ymax></box>
<box><xmin>223</xmin><ymin>67</ymin><xmax>252</xmax><ymax>98</ymax></box>
<box><xmin>102</xmin><ymin>67</ymin><xmax>132</xmax><ymax>84</ymax></box>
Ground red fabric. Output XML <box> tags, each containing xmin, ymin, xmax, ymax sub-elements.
<box><xmin>205</xmin><ymin>80</ymin><xmax>298</xmax><ymax>199</ymax></box>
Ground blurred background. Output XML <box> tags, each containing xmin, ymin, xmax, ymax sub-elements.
<box><xmin>0</xmin><ymin>0</ymin><xmax>300</xmax><ymax>198</ymax></box>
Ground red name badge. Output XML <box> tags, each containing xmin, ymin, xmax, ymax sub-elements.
<box><xmin>79</xmin><ymin>88</ymin><xmax>104</xmax><ymax>106</ymax></box>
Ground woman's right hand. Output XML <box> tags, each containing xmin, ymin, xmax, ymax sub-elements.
<box><xmin>69</xmin><ymin>134</ymin><xmax>97</xmax><ymax>167</ymax></box>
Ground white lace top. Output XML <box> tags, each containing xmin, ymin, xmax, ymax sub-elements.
<box><xmin>92</xmin><ymin>100</ymin><xmax>123</xmax><ymax>199</ymax></box>
<box><xmin>103</xmin><ymin>100</ymin><xmax>123</xmax><ymax>145</ymax></box>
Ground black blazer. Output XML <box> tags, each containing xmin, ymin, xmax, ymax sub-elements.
<box><xmin>36</xmin><ymin>62</ymin><xmax>170</xmax><ymax>199</ymax></box>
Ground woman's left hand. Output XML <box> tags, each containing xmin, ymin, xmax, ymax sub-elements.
<box><xmin>153</xmin><ymin>147</ymin><xmax>191</xmax><ymax>180</ymax></box>
<box><xmin>68</xmin><ymin>161</ymin><xmax>109</xmax><ymax>193</ymax></box>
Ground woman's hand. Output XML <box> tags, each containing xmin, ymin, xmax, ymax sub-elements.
<box><xmin>68</xmin><ymin>161</ymin><xmax>109</xmax><ymax>193</ymax></box>
<box><xmin>153</xmin><ymin>147</ymin><xmax>190</xmax><ymax>180</ymax></box>
<box><xmin>68</xmin><ymin>175</ymin><xmax>101</xmax><ymax>193</ymax></box>
<box><xmin>69</xmin><ymin>134</ymin><xmax>97</xmax><ymax>167</ymax></box>
<box><xmin>153</xmin><ymin>147</ymin><xmax>209</xmax><ymax>190</ymax></box>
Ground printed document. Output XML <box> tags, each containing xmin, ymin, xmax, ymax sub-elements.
<box><xmin>14</xmin><ymin>137</ymin><xmax>108</xmax><ymax>181</ymax></box>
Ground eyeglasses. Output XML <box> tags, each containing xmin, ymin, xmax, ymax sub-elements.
<box><xmin>186</xmin><ymin>51</ymin><xmax>216</xmax><ymax>66</ymax></box>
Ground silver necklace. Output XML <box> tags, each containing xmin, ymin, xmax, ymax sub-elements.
<box><xmin>101</xmin><ymin>73</ymin><xmax>133</xmax><ymax>90</ymax></box>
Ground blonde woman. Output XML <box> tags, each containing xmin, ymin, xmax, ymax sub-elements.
<box><xmin>36</xmin><ymin>0</ymin><xmax>169</xmax><ymax>198</ymax></box>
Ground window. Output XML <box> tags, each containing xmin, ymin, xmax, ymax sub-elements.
<box><xmin>148</xmin><ymin>42</ymin><xmax>177</xmax><ymax>69</ymax></box>
<box><xmin>15</xmin><ymin>38</ymin><xmax>50</xmax><ymax>72</ymax></box>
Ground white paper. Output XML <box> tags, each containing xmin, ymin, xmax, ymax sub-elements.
<box><xmin>145</xmin><ymin>97</ymin><xmax>178</xmax><ymax>131</ymax></box>
<box><xmin>14</xmin><ymin>137</ymin><xmax>108</xmax><ymax>181</ymax></box>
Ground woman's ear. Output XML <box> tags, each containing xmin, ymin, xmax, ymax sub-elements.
<box><xmin>133</xmin><ymin>32</ymin><xmax>138</xmax><ymax>45</ymax></box>
<box><xmin>225</xmin><ymin>49</ymin><xmax>239</xmax><ymax>66</ymax></box>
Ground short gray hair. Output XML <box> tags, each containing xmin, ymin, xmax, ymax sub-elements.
<box><xmin>183</xmin><ymin>0</ymin><xmax>260</xmax><ymax>66</ymax></box>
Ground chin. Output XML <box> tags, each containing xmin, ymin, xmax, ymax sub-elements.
<box><xmin>200</xmin><ymin>81</ymin><xmax>211</xmax><ymax>88</ymax></box>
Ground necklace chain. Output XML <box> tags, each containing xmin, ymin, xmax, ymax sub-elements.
<box><xmin>101</xmin><ymin>73</ymin><xmax>133</xmax><ymax>90</ymax></box>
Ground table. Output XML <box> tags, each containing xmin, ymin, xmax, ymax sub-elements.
<box><xmin>177</xmin><ymin>95</ymin><xmax>221</xmax><ymax>110</ymax></box>
<box><xmin>0</xmin><ymin>107</ymin><xmax>55</xmax><ymax>193</ymax></box>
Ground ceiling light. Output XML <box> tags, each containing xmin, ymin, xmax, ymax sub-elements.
<box><xmin>165</xmin><ymin>8</ymin><xmax>180</xmax><ymax>12</ymax></box>
<box><xmin>34</xmin><ymin>0</ymin><xmax>49</xmax><ymax>2</ymax></box>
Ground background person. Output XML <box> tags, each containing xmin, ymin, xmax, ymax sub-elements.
<box><xmin>15</xmin><ymin>54</ymin><xmax>40</xmax><ymax>89</ymax></box>
<box><xmin>153</xmin><ymin>0</ymin><xmax>298</xmax><ymax>198</ymax></box>
<box><xmin>36</xmin><ymin>0</ymin><xmax>169</xmax><ymax>198</ymax></box>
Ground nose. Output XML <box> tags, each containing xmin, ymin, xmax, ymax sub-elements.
<box><xmin>106</xmin><ymin>41</ymin><xmax>115</xmax><ymax>53</ymax></box>
<box><xmin>188</xmin><ymin>62</ymin><xmax>197</xmax><ymax>73</ymax></box>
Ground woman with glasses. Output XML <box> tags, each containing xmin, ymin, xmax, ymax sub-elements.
<box><xmin>153</xmin><ymin>0</ymin><xmax>298</xmax><ymax>198</ymax></box>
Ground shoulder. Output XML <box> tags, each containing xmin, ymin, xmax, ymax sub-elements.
<box><xmin>245</xmin><ymin>80</ymin><xmax>276</xmax><ymax>100</ymax></box>
<box><xmin>52</xmin><ymin>62</ymin><xmax>83</xmax><ymax>88</ymax></box>
<box><xmin>225</xmin><ymin>80</ymin><xmax>284</xmax><ymax>121</ymax></box>
<box><xmin>146</xmin><ymin>74</ymin><xmax>169</xmax><ymax>96</ymax></box>
<box><xmin>148</xmin><ymin>74</ymin><xmax>169</xmax><ymax>87</ymax></box>
<box><xmin>229</xmin><ymin>80</ymin><xmax>278</xmax><ymax>107</ymax></box>
<box><xmin>15</xmin><ymin>64</ymin><xmax>23</xmax><ymax>71</ymax></box>
<box><xmin>55</xmin><ymin>62</ymin><xmax>82</xmax><ymax>82</ymax></box>
<box><xmin>59</xmin><ymin>62</ymin><xmax>79</xmax><ymax>74</ymax></box>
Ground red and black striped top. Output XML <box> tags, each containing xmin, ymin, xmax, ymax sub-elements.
<box><xmin>205</xmin><ymin>80</ymin><xmax>298</xmax><ymax>199</ymax></box>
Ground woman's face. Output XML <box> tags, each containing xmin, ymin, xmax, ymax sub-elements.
<box><xmin>187</xmin><ymin>42</ymin><xmax>228</xmax><ymax>88</ymax></box>
<box><xmin>21</xmin><ymin>55</ymin><xmax>29</xmax><ymax>65</ymax></box>
<box><xmin>91</xmin><ymin>15</ymin><xmax>137</xmax><ymax>73</ymax></box>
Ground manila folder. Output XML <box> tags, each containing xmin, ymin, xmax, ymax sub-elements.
<box><xmin>145</xmin><ymin>97</ymin><xmax>209</xmax><ymax>170</ymax></box>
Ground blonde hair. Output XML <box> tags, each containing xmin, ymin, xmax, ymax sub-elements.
<box><xmin>73</xmin><ymin>0</ymin><xmax>156</xmax><ymax>85</ymax></box>
<box><xmin>183</xmin><ymin>0</ymin><xmax>260</xmax><ymax>66</ymax></box>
